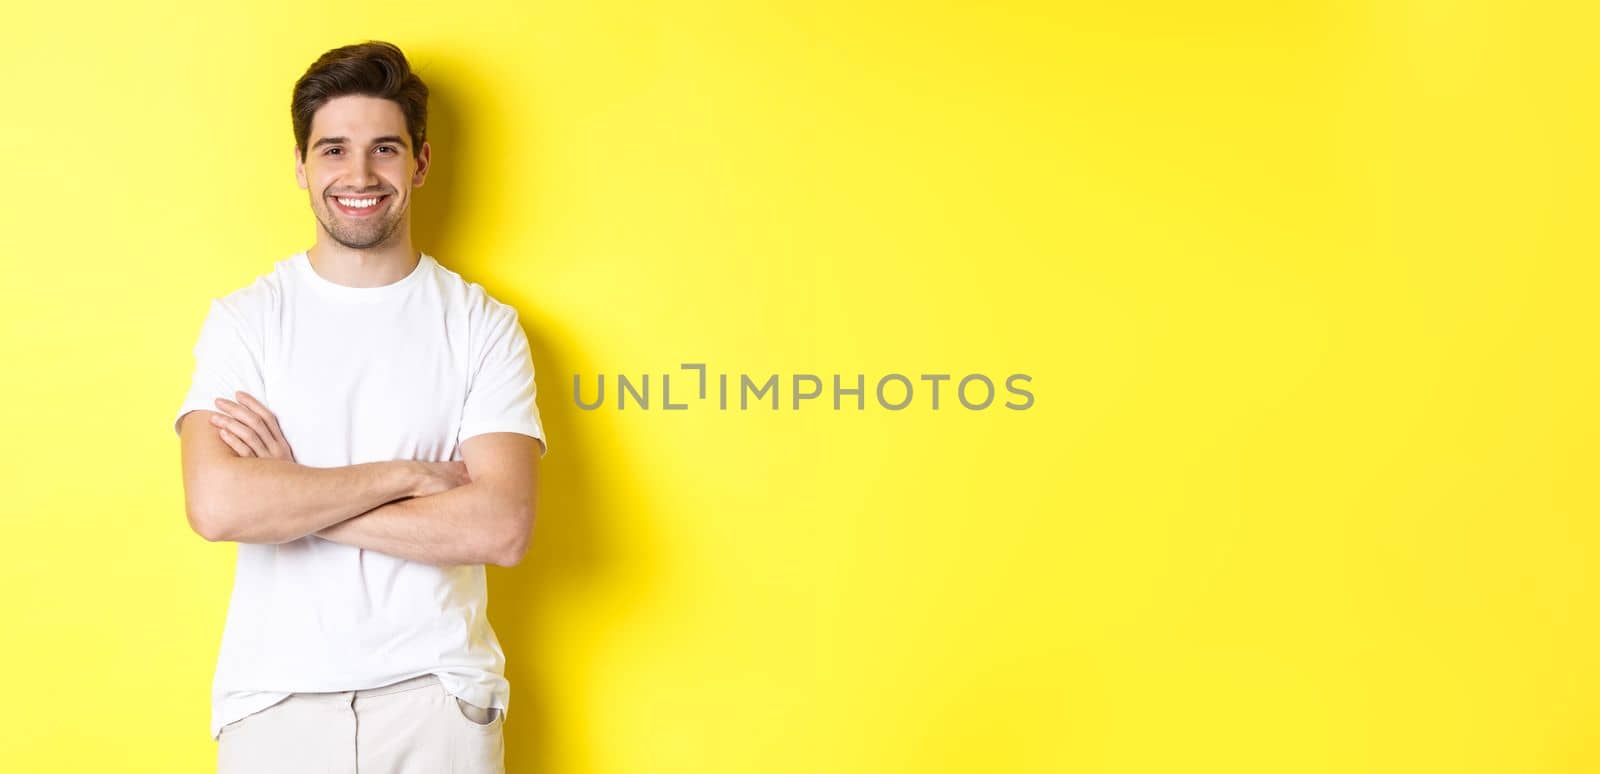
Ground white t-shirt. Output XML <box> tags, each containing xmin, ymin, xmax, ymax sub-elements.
<box><xmin>173</xmin><ymin>250</ymin><xmax>547</xmax><ymax>741</ymax></box>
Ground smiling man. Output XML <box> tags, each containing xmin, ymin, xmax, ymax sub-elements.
<box><xmin>172</xmin><ymin>40</ymin><xmax>545</xmax><ymax>774</ymax></box>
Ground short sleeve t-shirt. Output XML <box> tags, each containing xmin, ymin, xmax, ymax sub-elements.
<box><xmin>173</xmin><ymin>250</ymin><xmax>547</xmax><ymax>741</ymax></box>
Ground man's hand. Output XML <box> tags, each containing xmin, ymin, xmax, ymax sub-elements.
<box><xmin>412</xmin><ymin>460</ymin><xmax>474</xmax><ymax>497</ymax></box>
<box><xmin>211</xmin><ymin>390</ymin><xmax>473</xmax><ymax>501</ymax></box>
<box><xmin>209</xmin><ymin>391</ymin><xmax>296</xmax><ymax>462</ymax></box>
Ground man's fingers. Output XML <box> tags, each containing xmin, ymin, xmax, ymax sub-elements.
<box><xmin>213</xmin><ymin>413</ymin><xmax>270</xmax><ymax>457</ymax></box>
<box><xmin>214</xmin><ymin>397</ymin><xmax>277</xmax><ymax>452</ymax></box>
<box><xmin>233</xmin><ymin>392</ymin><xmax>287</xmax><ymax>439</ymax></box>
<box><xmin>227</xmin><ymin>392</ymin><xmax>293</xmax><ymax>458</ymax></box>
<box><xmin>217</xmin><ymin>427</ymin><xmax>254</xmax><ymax>457</ymax></box>
<box><xmin>212</xmin><ymin>395</ymin><xmax>297</xmax><ymax>462</ymax></box>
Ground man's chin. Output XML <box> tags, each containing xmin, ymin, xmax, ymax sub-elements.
<box><xmin>321</xmin><ymin>221</ymin><xmax>396</xmax><ymax>250</ymax></box>
<box><xmin>333</xmin><ymin>236</ymin><xmax>389</xmax><ymax>250</ymax></box>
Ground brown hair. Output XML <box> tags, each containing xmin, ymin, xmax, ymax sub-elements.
<box><xmin>291</xmin><ymin>40</ymin><xmax>428</xmax><ymax>162</ymax></box>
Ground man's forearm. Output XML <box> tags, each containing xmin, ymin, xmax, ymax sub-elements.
<box><xmin>202</xmin><ymin>458</ymin><xmax>419</xmax><ymax>544</ymax></box>
<box><xmin>315</xmin><ymin>480</ymin><xmax>520</xmax><ymax>567</ymax></box>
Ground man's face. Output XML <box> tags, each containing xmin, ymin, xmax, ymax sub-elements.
<box><xmin>294</xmin><ymin>95</ymin><xmax>430</xmax><ymax>250</ymax></box>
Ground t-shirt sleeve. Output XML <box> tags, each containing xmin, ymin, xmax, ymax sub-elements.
<box><xmin>458</xmin><ymin>303</ymin><xmax>548</xmax><ymax>457</ymax></box>
<box><xmin>172</xmin><ymin>298</ymin><xmax>267</xmax><ymax>437</ymax></box>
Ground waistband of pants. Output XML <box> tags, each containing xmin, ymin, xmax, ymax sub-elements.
<box><xmin>285</xmin><ymin>673</ymin><xmax>443</xmax><ymax>703</ymax></box>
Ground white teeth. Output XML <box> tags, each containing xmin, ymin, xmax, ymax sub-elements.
<box><xmin>336</xmin><ymin>197</ymin><xmax>380</xmax><ymax>208</ymax></box>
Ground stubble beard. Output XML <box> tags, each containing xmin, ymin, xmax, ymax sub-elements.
<box><xmin>316</xmin><ymin>194</ymin><xmax>402</xmax><ymax>250</ymax></box>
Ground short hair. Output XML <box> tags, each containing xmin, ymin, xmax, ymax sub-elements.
<box><xmin>291</xmin><ymin>40</ymin><xmax>428</xmax><ymax>162</ymax></box>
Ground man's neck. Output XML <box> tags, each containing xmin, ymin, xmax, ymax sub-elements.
<box><xmin>306</xmin><ymin>238</ymin><xmax>421</xmax><ymax>289</ymax></box>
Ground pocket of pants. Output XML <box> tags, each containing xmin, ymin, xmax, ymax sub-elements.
<box><xmin>217</xmin><ymin>701</ymin><xmax>275</xmax><ymax>740</ymax></box>
<box><xmin>453</xmin><ymin>695</ymin><xmax>504</xmax><ymax>730</ymax></box>
<box><xmin>448</xmin><ymin>694</ymin><xmax>507</xmax><ymax>773</ymax></box>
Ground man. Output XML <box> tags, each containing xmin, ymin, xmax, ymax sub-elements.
<box><xmin>173</xmin><ymin>40</ymin><xmax>545</xmax><ymax>774</ymax></box>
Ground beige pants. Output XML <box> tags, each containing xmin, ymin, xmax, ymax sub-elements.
<box><xmin>217</xmin><ymin>674</ymin><xmax>505</xmax><ymax>773</ymax></box>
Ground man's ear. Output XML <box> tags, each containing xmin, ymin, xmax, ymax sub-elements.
<box><xmin>412</xmin><ymin>140</ymin><xmax>431</xmax><ymax>189</ymax></box>
<box><xmin>294</xmin><ymin>145</ymin><xmax>307</xmax><ymax>190</ymax></box>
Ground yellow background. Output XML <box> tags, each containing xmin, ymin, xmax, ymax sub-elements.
<box><xmin>2</xmin><ymin>1</ymin><xmax>1595</xmax><ymax>772</ymax></box>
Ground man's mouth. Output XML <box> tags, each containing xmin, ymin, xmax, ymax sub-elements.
<box><xmin>331</xmin><ymin>194</ymin><xmax>389</xmax><ymax>216</ymax></box>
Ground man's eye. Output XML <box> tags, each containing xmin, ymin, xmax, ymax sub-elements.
<box><xmin>324</xmin><ymin>148</ymin><xmax>342</xmax><ymax>156</ymax></box>
<box><xmin>377</xmin><ymin>146</ymin><xmax>395</xmax><ymax>154</ymax></box>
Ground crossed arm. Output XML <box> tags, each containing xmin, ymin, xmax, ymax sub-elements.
<box><xmin>317</xmin><ymin>432</ymin><xmax>539</xmax><ymax>566</ymax></box>
<box><xmin>178</xmin><ymin>393</ymin><xmax>540</xmax><ymax>567</ymax></box>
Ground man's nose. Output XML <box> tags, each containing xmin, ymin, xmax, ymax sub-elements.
<box><xmin>352</xmin><ymin>155</ymin><xmax>381</xmax><ymax>188</ymax></box>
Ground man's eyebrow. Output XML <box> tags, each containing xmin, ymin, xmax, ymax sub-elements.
<box><xmin>310</xmin><ymin>135</ymin><xmax>409</xmax><ymax>150</ymax></box>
